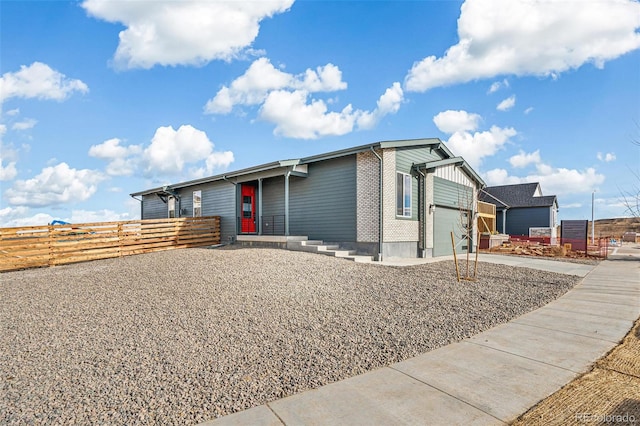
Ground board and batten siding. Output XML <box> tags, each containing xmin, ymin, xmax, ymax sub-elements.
<box><xmin>289</xmin><ymin>155</ymin><xmax>357</xmax><ymax>242</ymax></box>
<box><xmin>141</xmin><ymin>194</ymin><xmax>167</xmax><ymax>219</ymax></box>
<box><xmin>504</xmin><ymin>207</ymin><xmax>551</xmax><ymax>236</ymax></box>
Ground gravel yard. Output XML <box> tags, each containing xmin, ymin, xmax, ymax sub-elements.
<box><xmin>1</xmin><ymin>247</ymin><xmax>582</xmax><ymax>425</ymax></box>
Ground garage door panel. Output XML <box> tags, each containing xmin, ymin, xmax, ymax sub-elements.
<box><xmin>434</xmin><ymin>207</ymin><xmax>468</xmax><ymax>256</ymax></box>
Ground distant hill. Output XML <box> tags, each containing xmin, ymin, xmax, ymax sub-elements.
<box><xmin>589</xmin><ymin>217</ymin><xmax>640</xmax><ymax>238</ymax></box>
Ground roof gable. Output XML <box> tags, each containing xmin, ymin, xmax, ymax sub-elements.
<box><xmin>479</xmin><ymin>183</ymin><xmax>557</xmax><ymax>208</ymax></box>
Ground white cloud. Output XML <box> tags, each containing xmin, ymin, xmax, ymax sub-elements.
<box><xmin>6</xmin><ymin>108</ymin><xmax>20</xmax><ymax>116</ymax></box>
<box><xmin>257</xmin><ymin>82</ymin><xmax>404</xmax><ymax>139</ymax></box>
<box><xmin>484</xmin><ymin>163</ymin><xmax>605</xmax><ymax>195</ymax></box>
<box><xmin>563</xmin><ymin>203</ymin><xmax>583</xmax><ymax>208</ymax></box>
<box><xmin>206</xmin><ymin>58</ymin><xmax>403</xmax><ymax>139</ymax></box>
<box><xmin>0</xmin><ymin>124</ymin><xmax>6</xmax><ymax>138</ymax></box>
<box><xmin>488</xmin><ymin>79</ymin><xmax>509</xmax><ymax>94</ymax></box>
<box><xmin>0</xmin><ymin>159</ymin><xmax>17</xmax><ymax>181</ymax></box>
<box><xmin>597</xmin><ymin>152</ymin><xmax>616</xmax><ymax>162</ymax></box>
<box><xmin>405</xmin><ymin>0</ymin><xmax>640</xmax><ymax>92</ymax></box>
<box><xmin>0</xmin><ymin>206</ymin><xmax>53</xmax><ymax>227</ymax></box>
<box><xmin>68</xmin><ymin>209</ymin><xmax>132</xmax><ymax>224</ymax></box>
<box><xmin>445</xmin><ymin>125</ymin><xmax>517</xmax><ymax>168</ymax></box>
<box><xmin>433</xmin><ymin>110</ymin><xmax>516</xmax><ymax>168</ymax></box>
<box><xmin>0</xmin><ymin>142</ymin><xmax>19</xmax><ymax>180</ymax></box>
<box><xmin>433</xmin><ymin>110</ymin><xmax>481</xmax><ymax>133</ymax></box>
<box><xmin>259</xmin><ymin>90</ymin><xmax>357</xmax><ymax>139</ymax></box>
<box><xmin>0</xmin><ymin>62</ymin><xmax>88</xmax><ymax>103</ymax></box>
<box><xmin>11</xmin><ymin>118</ymin><xmax>37</xmax><ymax>131</ymax></box>
<box><xmin>0</xmin><ymin>206</ymin><xmax>134</xmax><ymax>227</ymax></box>
<box><xmin>484</xmin><ymin>168</ymin><xmax>522</xmax><ymax>186</ymax></box>
<box><xmin>509</xmin><ymin>150</ymin><xmax>541</xmax><ymax>168</ymax></box>
<box><xmin>496</xmin><ymin>95</ymin><xmax>516</xmax><ymax>111</ymax></box>
<box><xmin>5</xmin><ymin>163</ymin><xmax>105</xmax><ymax>207</ymax></box>
<box><xmin>82</xmin><ymin>0</ymin><xmax>294</xmax><ymax>69</ymax></box>
<box><xmin>205</xmin><ymin>58</ymin><xmax>347</xmax><ymax>114</ymax></box>
<box><xmin>524</xmin><ymin>107</ymin><xmax>534</xmax><ymax>115</ymax></box>
<box><xmin>88</xmin><ymin>137</ymin><xmax>142</xmax><ymax>176</ymax></box>
<box><xmin>356</xmin><ymin>82</ymin><xmax>404</xmax><ymax>130</ymax></box>
<box><xmin>143</xmin><ymin>125</ymin><xmax>234</xmax><ymax>176</ymax></box>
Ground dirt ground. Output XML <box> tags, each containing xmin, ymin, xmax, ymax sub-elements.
<box><xmin>512</xmin><ymin>317</ymin><xmax>640</xmax><ymax>425</ymax></box>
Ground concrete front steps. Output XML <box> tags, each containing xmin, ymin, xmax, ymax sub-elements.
<box><xmin>287</xmin><ymin>239</ymin><xmax>374</xmax><ymax>263</ymax></box>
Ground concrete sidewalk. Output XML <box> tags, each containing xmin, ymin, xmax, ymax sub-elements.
<box><xmin>202</xmin><ymin>256</ymin><xmax>640</xmax><ymax>426</ymax></box>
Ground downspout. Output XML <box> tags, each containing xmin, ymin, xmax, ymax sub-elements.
<box><xmin>415</xmin><ymin>168</ymin><xmax>426</xmax><ymax>258</ymax></box>
<box><xmin>258</xmin><ymin>178</ymin><xmax>263</xmax><ymax>235</ymax></box>
<box><xmin>370</xmin><ymin>147</ymin><xmax>383</xmax><ymax>261</ymax></box>
<box><xmin>502</xmin><ymin>208</ymin><xmax>508</xmax><ymax>234</ymax></box>
<box><xmin>222</xmin><ymin>176</ymin><xmax>238</xmax><ymax>237</ymax></box>
<box><xmin>284</xmin><ymin>170</ymin><xmax>290</xmax><ymax>236</ymax></box>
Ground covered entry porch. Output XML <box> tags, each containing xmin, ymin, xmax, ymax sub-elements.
<box><xmin>231</xmin><ymin>160</ymin><xmax>308</xmax><ymax>237</ymax></box>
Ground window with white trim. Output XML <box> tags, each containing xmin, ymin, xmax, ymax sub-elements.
<box><xmin>193</xmin><ymin>190</ymin><xmax>202</xmax><ymax>217</ymax></box>
<box><xmin>168</xmin><ymin>196</ymin><xmax>176</xmax><ymax>218</ymax></box>
<box><xmin>396</xmin><ymin>172</ymin><xmax>412</xmax><ymax>217</ymax></box>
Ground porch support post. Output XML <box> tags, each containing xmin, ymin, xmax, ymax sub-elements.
<box><xmin>502</xmin><ymin>209</ymin><xmax>507</xmax><ymax>234</ymax></box>
<box><xmin>258</xmin><ymin>178</ymin><xmax>263</xmax><ymax>235</ymax></box>
<box><xmin>284</xmin><ymin>171</ymin><xmax>290</xmax><ymax>236</ymax></box>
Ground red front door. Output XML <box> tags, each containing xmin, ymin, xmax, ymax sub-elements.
<box><xmin>241</xmin><ymin>185</ymin><xmax>256</xmax><ymax>233</ymax></box>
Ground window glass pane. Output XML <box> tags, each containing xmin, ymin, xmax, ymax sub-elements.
<box><xmin>404</xmin><ymin>174</ymin><xmax>412</xmax><ymax>217</ymax></box>
<box><xmin>243</xmin><ymin>196</ymin><xmax>252</xmax><ymax>218</ymax></box>
<box><xmin>193</xmin><ymin>190</ymin><xmax>202</xmax><ymax>217</ymax></box>
<box><xmin>168</xmin><ymin>197</ymin><xmax>175</xmax><ymax>218</ymax></box>
<box><xmin>396</xmin><ymin>173</ymin><xmax>403</xmax><ymax>216</ymax></box>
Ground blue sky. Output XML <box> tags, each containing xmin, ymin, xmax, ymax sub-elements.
<box><xmin>1</xmin><ymin>0</ymin><xmax>639</xmax><ymax>227</ymax></box>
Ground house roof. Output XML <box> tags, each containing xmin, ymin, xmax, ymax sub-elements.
<box><xmin>130</xmin><ymin>138</ymin><xmax>477</xmax><ymax>196</ymax></box>
<box><xmin>412</xmin><ymin>157</ymin><xmax>485</xmax><ymax>187</ymax></box>
<box><xmin>478</xmin><ymin>183</ymin><xmax>558</xmax><ymax>209</ymax></box>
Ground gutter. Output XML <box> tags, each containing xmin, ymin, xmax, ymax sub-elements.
<box><xmin>415</xmin><ymin>168</ymin><xmax>426</xmax><ymax>258</ymax></box>
<box><xmin>370</xmin><ymin>147</ymin><xmax>383</xmax><ymax>261</ymax></box>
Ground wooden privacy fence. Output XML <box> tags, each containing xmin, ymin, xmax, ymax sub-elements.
<box><xmin>0</xmin><ymin>216</ymin><xmax>221</xmax><ymax>272</ymax></box>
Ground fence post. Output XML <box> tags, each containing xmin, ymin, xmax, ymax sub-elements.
<box><xmin>47</xmin><ymin>225</ymin><xmax>54</xmax><ymax>267</ymax></box>
<box><xmin>175</xmin><ymin>218</ymin><xmax>180</xmax><ymax>246</ymax></box>
<box><xmin>118</xmin><ymin>223</ymin><xmax>123</xmax><ymax>257</ymax></box>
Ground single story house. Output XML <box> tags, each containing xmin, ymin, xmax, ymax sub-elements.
<box><xmin>130</xmin><ymin>138</ymin><xmax>485</xmax><ymax>259</ymax></box>
<box><xmin>479</xmin><ymin>182</ymin><xmax>558</xmax><ymax>237</ymax></box>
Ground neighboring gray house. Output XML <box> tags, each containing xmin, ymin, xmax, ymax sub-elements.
<box><xmin>130</xmin><ymin>138</ymin><xmax>485</xmax><ymax>259</ymax></box>
<box><xmin>479</xmin><ymin>182</ymin><xmax>558</xmax><ymax>236</ymax></box>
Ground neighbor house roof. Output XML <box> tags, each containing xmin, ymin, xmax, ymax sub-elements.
<box><xmin>479</xmin><ymin>183</ymin><xmax>557</xmax><ymax>209</ymax></box>
<box><xmin>131</xmin><ymin>138</ymin><xmax>483</xmax><ymax>196</ymax></box>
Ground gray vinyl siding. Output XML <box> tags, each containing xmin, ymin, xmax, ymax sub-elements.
<box><xmin>174</xmin><ymin>181</ymin><xmax>236</xmax><ymax>242</ymax></box>
<box><xmin>141</xmin><ymin>194</ymin><xmax>167</xmax><ymax>219</ymax></box>
<box><xmin>396</xmin><ymin>146</ymin><xmax>441</xmax><ymax>166</ymax></box>
<box><xmin>504</xmin><ymin>207</ymin><xmax>551</xmax><ymax>236</ymax></box>
<box><xmin>395</xmin><ymin>147</ymin><xmax>441</xmax><ymax>220</ymax></box>
<box><xmin>289</xmin><ymin>155</ymin><xmax>357</xmax><ymax>241</ymax></box>
<box><xmin>261</xmin><ymin>176</ymin><xmax>285</xmax><ymax>219</ymax></box>
<box><xmin>433</xmin><ymin>177</ymin><xmax>473</xmax><ymax>209</ymax></box>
